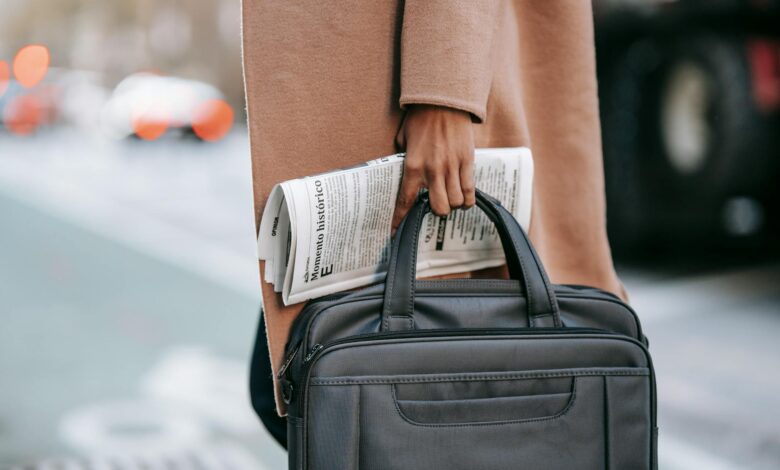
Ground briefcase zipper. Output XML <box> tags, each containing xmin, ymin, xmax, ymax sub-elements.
<box><xmin>277</xmin><ymin>340</ymin><xmax>324</xmax><ymax>380</ymax></box>
<box><xmin>301</xmin><ymin>327</ymin><xmax>609</xmax><ymax>366</ymax></box>
<box><xmin>283</xmin><ymin>285</ymin><xmax>641</xmax><ymax>369</ymax></box>
<box><xmin>276</xmin><ymin>342</ymin><xmax>302</xmax><ymax>380</ymax></box>
<box><xmin>290</xmin><ymin>327</ymin><xmax>611</xmax><ymax>408</ymax></box>
<box><xmin>303</xmin><ymin>343</ymin><xmax>324</xmax><ymax>364</ymax></box>
<box><xmin>303</xmin><ymin>327</ymin><xmax>598</xmax><ymax>367</ymax></box>
<box><xmin>279</xmin><ymin>285</ymin><xmax>641</xmax><ymax>392</ymax></box>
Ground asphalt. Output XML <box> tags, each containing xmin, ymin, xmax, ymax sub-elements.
<box><xmin>0</xmin><ymin>129</ymin><xmax>778</xmax><ymax>469</ymax></box>
<box><xmin>0</xmin><ymin>191</ymin><xmax>284</xmax><ymax>468</ymax></box>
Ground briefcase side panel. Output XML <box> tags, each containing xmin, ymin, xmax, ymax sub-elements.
<box><xmin>605</xmin><ymin>374</ymin><xmax>653</xmax><ymax>469</ymax></box>
<box><xmin>287</xmin><ymin>416</ymin><xmax>304</xmax><ymax>470</ymax></box>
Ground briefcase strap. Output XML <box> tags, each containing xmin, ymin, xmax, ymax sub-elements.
<box><xmin>381</xmin><ymin>189</ymin><xmax>561</xmax><ymax>331</ymax></box>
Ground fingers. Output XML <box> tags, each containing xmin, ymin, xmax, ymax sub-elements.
<box><xmin>420</xmin><ymin>152</ymin><xmax>450</xmax><ymax>217</ymax></box>
<box><xmin>392</xmin><ymin>150</ymin><xmax>476</xmax><ymax>235</ymax></box>
<box><xmin>391</xmin><ymin>160</ymin><xmax>423</xmax><ymax>235</ymax></box>
<box><xmin>460</xmin><ymin>153</ymin><xmax>476</xmax><ymax>208</ymax></box>
<box><xmin>391</xmin><ymin>105</ymin><xmax>476</xmax><ymax>236</ymax></box>
<box><xmin>446</xmin><ymin>160</ymin><xmax>465</xmax><ymax>209</ymax></box>
<box><xmin>392</xmin><ymin>159</ymin><xmax>467</xmax><ymax>233</ymax></box>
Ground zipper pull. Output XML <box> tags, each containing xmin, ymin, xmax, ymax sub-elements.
<box><xmin>277</xmin><ymin>342</ymin><xmax>301</xmax><ymax>380</ymax></box>
<box><xmin>303</xmin><ymin>344</ymin><xmax>323</xmax><ymax>363</ymax></box>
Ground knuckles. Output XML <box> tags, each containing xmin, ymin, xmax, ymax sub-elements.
<box><xmin>403</xmin><ymin>158</ymin><xmax>424</xmax><ymax>174</ymax></box>
<box><xmin>396</xmin><ymin>194</ymin><xmax>413</xmax><ymax>208</ymax></box>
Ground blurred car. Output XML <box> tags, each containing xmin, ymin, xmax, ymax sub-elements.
<box><xmin>0</xmin><ymin>78</ymin><xmax>61</xmax><ymax>136</ymax></box>
<box><xmin>595</xmin><ymin>0</ymin><xmax>780</xmax><ymax>252</ymax></box>
<box><xmin>1</xmin><ymin>67</ymin><xmax>112</xmax><ymax>136</ymax></box>
<box><xmin>101</xmin><ymin>73</ymin><xmax>226</xmax><ymax>141</ymax></box>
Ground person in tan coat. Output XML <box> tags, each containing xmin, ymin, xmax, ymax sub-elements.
<box><xmin>243</xmin><ymin>0</ymin><xmax>627</xmax><ymax>442</ymax></box>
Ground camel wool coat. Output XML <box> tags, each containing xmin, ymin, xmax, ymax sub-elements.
<box><xmin>242</xmin><ymin>0</ymin><xmax>617</xmax><ymax>414</ymax></box>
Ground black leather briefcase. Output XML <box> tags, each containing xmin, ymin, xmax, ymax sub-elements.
<box><xmin>274</xmin><ymin>189</ymin><xmax>657</xmax><ymax>469</ymax></box>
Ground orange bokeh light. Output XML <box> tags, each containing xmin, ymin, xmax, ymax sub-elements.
<box><xmin>13</xmin><ymin>44</ymin><xmax>50</xmax><ymax>89</ymax></box>
<box><xmin>132</xmin><ymin>112</ymin><xmax>169</xmax><ymax>141</ymax></box>
<box><xmin>192</xmin><ymin>99</ymin><xmax>234</xmax><ymax>142</ymax></box>
<box><xmin>3</xmin><ymin>94</ymin><xmax>43</xmax><ymax>136</ymax></box>
<box><xmin>0</xmin><ymin>60</ymin><xmax>9</xmax><ymax>98</ymax></box>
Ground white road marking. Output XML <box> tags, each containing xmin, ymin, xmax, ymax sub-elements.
<box><xmin>53</xmin><ymin>346</ymin><xmax>286</xmax><ymax>468</ymax></box>
<box><xmin>141</xmin><ymin>346</ymin><xmax>259</xmax><ymax>434</ymax></box>
<box><xmin>660</xmin><ymin>436</ymin><xmax>745</xmax><ymax>470</ymax></box>
<box><xmin>11</xmin><ymin>441</ymin><xmax>271</xmax><ymax>470</ymax></box>
<box><xmin>59</xmin><ymin>399</ymin><xmax>208</xmax><ymax>454</ymax></box>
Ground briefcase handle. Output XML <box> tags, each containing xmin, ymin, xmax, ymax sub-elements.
<box><xmin>381</xmin><ymin>188</ymin><xmax>561</xmax><ymax>331</ymax></box>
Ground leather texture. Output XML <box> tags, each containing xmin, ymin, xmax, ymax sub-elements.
<box><xmin>276</xmin><ymin>191</ymin><xmax>657</xmax><ymax>469</ymax></box>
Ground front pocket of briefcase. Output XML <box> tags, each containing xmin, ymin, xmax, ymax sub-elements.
<box><xmin>303</xmin><ymin>334</ymin><xmax>654</xmax><ymax>469</ymax></box>
<box><xmin>307</xmin><ymin>369</ymin><xmax>649</xmax><ymax>470</ymax></box>
<box><xmin>364</xmin><ymin>373</ymin><xmax>605</xmax><ymax>469</ymax></box>
<box><xmin>393</xmin><ymin>375</ymin><xmax>573</xmax><ymax>424</ymax></box>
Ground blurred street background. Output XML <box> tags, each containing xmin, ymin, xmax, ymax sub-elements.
<box><xmin>1</xmin><ymin>0</ymin><xmax>779</xmax><ymax>469</ymax></box>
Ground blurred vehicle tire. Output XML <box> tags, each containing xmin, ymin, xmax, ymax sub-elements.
<box><xmin>600</xmin><ymin>41</ymin><xmax>654</xmax><ymax>254</ymax></box>
<box><xmin>601</xmin><ymin>35</ymin><xmax>775</xmax><ymax>253</ymax></box>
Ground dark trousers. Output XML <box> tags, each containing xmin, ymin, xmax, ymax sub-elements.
<box><xmin>249</xmin><ymin>309</ymin><xmax>288</xmax><ymax>449</ymax></box>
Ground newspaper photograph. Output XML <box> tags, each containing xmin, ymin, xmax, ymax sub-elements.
<box><xmin>258</xmin><ymin>148</ymin><xmax>534</xmax><ymax>305</ymax></box>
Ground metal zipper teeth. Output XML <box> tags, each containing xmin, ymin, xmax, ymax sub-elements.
<box><xmin>297</xmin><ymin>329</ymin><xmax>658</xmax><ymax>468</ymax></box>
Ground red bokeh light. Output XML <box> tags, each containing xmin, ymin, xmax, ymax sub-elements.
<box><xmin>3</xmin><ymin>94</ymin><xmax>43</xmax><ymax>136</ymax></box>
<box><xmin>0</xmin><ymin>60</ymin><xmax>9</xmax><ymax>98</ymax></box>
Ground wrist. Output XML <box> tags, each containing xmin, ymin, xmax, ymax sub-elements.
<box><xmin>406</xmin><ymin>104</ymin><xmax>472</xmax><ymax>121</ymax></box>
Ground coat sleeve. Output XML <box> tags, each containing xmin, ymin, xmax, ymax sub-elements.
<box><xmin>399</xmin><ymin>0</ymin><xmax>503</xmax><ymax>123</ymax></box>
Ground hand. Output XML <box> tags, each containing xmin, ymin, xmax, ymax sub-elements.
<box><xmin>392</xmin><ymin>105</ymin><xmax>476</xmax><ymax>235</ymax></box>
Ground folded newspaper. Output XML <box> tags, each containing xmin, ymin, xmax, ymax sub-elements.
<box><xmin>258</xmin><ymin>147</ymin><xmax>534</xmax><ymax>305</ymax></box>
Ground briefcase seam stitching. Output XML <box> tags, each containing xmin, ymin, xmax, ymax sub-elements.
<box><xmin>386</xmin><ymin>314</ymin><xmax>416</xmax><ymax>330</ymax></box>
<box><xmin>355</xmin><ymin>385</ymin><xmax>361</xmax><ymax>466</ymax></box>
<box><xmin>390</xmin><ymin>379</ymin><xmax>579</xmax><ymax>427</ymax></box>
<box><xmin>310</xmin><ymin>369</ymin><xmax>648</xmax><ymax>385</ymax></box>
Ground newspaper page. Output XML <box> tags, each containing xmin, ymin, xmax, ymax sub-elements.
<box><xmin>258</xmin><ymin>147</ymin><xmax>533</xmax><ymax>305</ymax></box>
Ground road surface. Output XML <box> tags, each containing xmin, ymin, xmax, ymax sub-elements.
<box><xmin>0</xmin><ymin>130</ymin><xmax>778</xmax><ymax>469</ymax></box>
